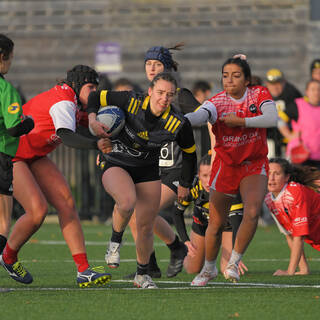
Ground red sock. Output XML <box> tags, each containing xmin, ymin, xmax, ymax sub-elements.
<box><xmin>72</xmin><ymin>253</ymin><xmax>89</xmax><ymax>272</ymax></box>
<box><xmin>2</xmin><ymin>243</ymin><xmax>18</xmax><ymax>265</ymax></box>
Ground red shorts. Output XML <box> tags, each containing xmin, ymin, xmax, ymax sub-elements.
<box><xmin>209</xmin><ymin>157</ymin><xmax>269</xmax><ymax>195</ymax></box>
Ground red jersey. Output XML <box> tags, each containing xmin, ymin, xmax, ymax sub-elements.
<box><xmin>209</xmin><ymin>86</ymin><xmax>272</xmax><ymax>165</ymax></box>
<box><xmin>14</xmin><ymin>84</ymin><xmax>80</xmax><ymax>160</ymax></box>
<box><xmin>265</xmin><ymin>182</ymin><xmax>320</xmax><ymax>249</ymax></box>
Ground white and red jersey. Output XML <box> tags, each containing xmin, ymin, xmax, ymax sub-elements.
<box><xmin>209</xmin><ymin>86</ymin><xmax>272</xmax><ymax>165</ymax></box>
<box><xmin>265</xmin><ymin>182</ymin><xmax>320</xmax><ymax>249</ymax></box>
<box><xmin>14</xmin><ymin>84</ymin><xmax>81</xmax><ymax>160</ymax></box>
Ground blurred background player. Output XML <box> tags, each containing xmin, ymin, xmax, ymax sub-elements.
<box><xmin>284</xmin><ymin>79</ymin><xmax>320</xmax><ymax>169</ymax></box>
<box><xmin>265</xmin><ymin>158</ymin><xmax>320</xmax><ymax>276</ymax></box>
<box><xmin>192</xmin><ymin>80</ymin><xmax>213</xmax><ymax>104</ymax></box>
<box><xmin>264</xmin><ymin>68</ymin><xmax>302</xmax><ymax>158</ymax></box>
<box><xmin>310</xmin><ymin>59</ymin><xmax>320</xmax><ymax>82</ymax></box>
<box><xmin>0</xmin><ymin>65</ymin><xmax>111</xmax><ymax>287</ymax></box>
<box><xmin>0</xmin><ymin>33</ymin><xmax>34</xmax><ymax>256</ymax></box>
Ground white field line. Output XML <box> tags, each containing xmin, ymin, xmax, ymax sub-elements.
<box><xmin>29</xmin><ymin>240</ymin><xmax>165</xmax><ymax>247</ymax></box>
<box><xmin>3</xmin><ymin>280</ymin><xmax>320</xmax><ymax>292</ymax></box>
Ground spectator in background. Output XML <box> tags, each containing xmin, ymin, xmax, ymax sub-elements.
<box><xmin>265</xmin><ymin>68</ymin><xmax>302</xmax><ymax>158</ymax></box>
<box><xmin>98</xmin><ymin>73</ymin><xmax>112</xmax><ymax>91</ymax></box>
<box><xmin>310</xmin><ymin>59</ymin><xmax>320</xmax><ymax>82</ymax></box>
<box><xmin>284</xmin><ymin>80</ymin><xmax>320</xmax><ymax>169</ymax></box>
<box><xmin>192</xmin><ymin>80</ymin><xmax>212</xmax><ymax>104</ymax></box>
<box><xmin>250</xmin><ymin>75</ymin><xmax>263</xmax><ymax>86</ymax></box>
<box><xmin>113</xmin><ymin>78</ymin><xmax>134</xmax><ymax>91</ymax></box>
<box><xmin>192</xmin><ymin>80</ymin><xmax>213</xmax><ymax>157</ymax></box>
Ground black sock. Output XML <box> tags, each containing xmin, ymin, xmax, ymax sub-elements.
<box><xmin>167</xmin><ymin>235</ymin><xmax>181</xmax><ymax>251</ymax></box>
<box><xmin>110</xmin><ymin>227</ymin><xmax>124</xmax><ymax>243</ymax></box>
<box><xmin>0</xmin><ymin>234</ymin><xmax>7</xmax><ymax>255</ymax></box>
<box><xmin>149</xmin><ymin>251</ymin><xmax>159</xmax><ymax>268</ymax></box>
<box><xmin>137</xmin><ymin>262</ymin><xmax>149</xmax><ymax>275</ymax></box>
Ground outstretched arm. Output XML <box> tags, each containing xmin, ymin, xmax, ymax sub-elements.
<box><xmin>273</xmin><ymin>235</ymin><xmax>306</xmax><ymax>276</ymax></box>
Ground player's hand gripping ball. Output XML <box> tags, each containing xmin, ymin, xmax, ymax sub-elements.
<box><xmin>89</xmin><ymin>106</ymin><xmax>125</xmax><ymax>137</ymax></box>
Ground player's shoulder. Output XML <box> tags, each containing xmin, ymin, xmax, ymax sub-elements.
<box><xmin>0</xmin><ymin>77</ymin><xmax>18</xmax><ymax>94</ymax></box>
<box><xmin>208</xmin><ymin>90</ymin><xmax>226</xmax><ymax>103</ymax></box>
<box><xmin>249</xmin><ymin>85</ymin><xmax>272</xmax><ymax>98</ymax></box>
<box><xmin>287</xmin><ymin>181</ymin><xmax>303</xmax><ymax>190</ymax></box>
<box><xmin>53</xmin><ymin>84</ymin><xmax>77</xmax><ymax>104</ymax></box>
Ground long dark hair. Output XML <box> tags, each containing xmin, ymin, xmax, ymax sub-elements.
<box><xmin>269</xmin><ymin>158</ymin><xmax>320</xmax><ymax>191</ymax></box>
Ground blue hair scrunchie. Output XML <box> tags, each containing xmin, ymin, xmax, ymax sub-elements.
<box><xmin>144</xmin><ymin>46</ymin><xmax>174</xmax><ymax>71</ymax></box>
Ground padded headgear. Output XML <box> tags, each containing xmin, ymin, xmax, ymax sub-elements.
<box><xmin>66</xmin><ymin>65</ymin><xmax>99</xmax><ymax>97</ymax></box>
<box><xmin>144</xmin><ymin>46</ymin><xmax>174</xmax><ymax>71</ymax></box>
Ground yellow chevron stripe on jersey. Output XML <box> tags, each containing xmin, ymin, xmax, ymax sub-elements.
<box><xmin>181</xmin><ymin>144</ymin><xmax>196</xmax><ymax>154</ymax></box>
<box><xmin>128</xmin><ymin>98</ymin><xmax>135</xmax><ymax>112</ymax></box>
<box><xmin>203</xmin><ymin>202</ymin><xmax>209</xmax><ymax>209</ymax></box>
<box><xmin>100</xmin><ymin>90</ymin><xmax>108</xmax><ymax>107</ymax></box>
<box><xmin>130</xmin><ymin>99</ymin><xmax>138</xmax><ymax>114</ymax></box>
<box><xmin>134</xmin><ymin>100</ymin><xmax>142</xmax><ymax>115</ymax></box>
<box><xmin>171</xmin><ymin>120</ymin><xmax>181</xmax><ymax>133</ymax></box>
<box><xmin>142</xmin><ymin>96</ymin><xmax>150</xmax><ymax>110</ymax></box>
<box><xmin>168</xmin><ymin>117</ymin><xmax>178</xmax><ymax>132</ymax></box>
<box><xmin>164</xmin><ymin>115</ymin><xmax>174</xmax><ymax>129</ymax></box>
<box><xmin>230</xmin><ymin>203</ymin><xmax>243</xmax><ymax>211</ymax></box>
<box><xmin>161</xmin><ymin>105</ymin><xmax>171</xmax><ymax>119</ymax></box>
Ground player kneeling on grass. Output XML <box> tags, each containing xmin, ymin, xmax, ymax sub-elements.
<box><xmin>265</xmin><ymin>158</ymin><xmax>320</xmax><ymax>276</ymax></box>
<box><xmin>170</xmin><ymin>154</ymin><xmax>247</xmax><ymax>286</ymax></box>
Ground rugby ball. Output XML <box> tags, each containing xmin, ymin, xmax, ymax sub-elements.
<box><xmin>89</xmin><ymin>106</ymin><xmax>125</xmax><ymax>137</ymax></box>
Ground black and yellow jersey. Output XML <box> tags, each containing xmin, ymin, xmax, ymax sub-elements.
<box><xmin>174</xmin><ymin>177</ymin><xmax>243</xmax><ymax>241</ymax></box>
<box><xmin>159</xmin><ymin>88</ymin><xmax>200</xmax><ymax>173</ymax></box>
<box><xmin>87</xmin><ymin>90</ymin><xmax>197</xmax><ymax>187</ymax></box>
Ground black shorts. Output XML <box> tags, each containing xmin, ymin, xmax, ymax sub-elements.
<box><xmin>191</xmin><ymin>210</ymin><xmax>243</xmax><ymax>237</ymax></box>
<box><xmin>191</xmin><ymin>220</ymin><xmax>207</xmax><ymax>237</ymax></box>
<box><xmin>160</xmin><ymin>168</ymin><xmax>180</xmax><ymax>194</ymax></box>
<box><xmin>102</xmin><ymin>161</ymin><xmax>160</xmax><ymax>184</ymax></box>
<box><xmin>0</xmin><ymin>152</ymin><xmax>13</xmax><ymax>196</ymax></box>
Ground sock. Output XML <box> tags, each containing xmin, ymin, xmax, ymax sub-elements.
<box><xmin>228</xmin><ymin>250</ymin><xmax>243</xmax><ymax>267</ymax></box>
<box><xmin>203</xmin><ymin>259</ymin><xmax>216</xmax><ymax>271</ymax></box>
<box><xmin>137</xmin><ymin>262</ymin><xmax>149</xmax><ymax>275</ymax></box>
<box><xmin>2</xmin><ymin>243</ymin><xmax>18</xmax><ymax>265</ymax></box>
<box><xmin>110</xmin><ymin>227</ymin><xmax>124</xmax><ymax>243</ymax></box>
<box><xmin>167</xmin><ymin>235</ymin><xmax>181</xmax><ymax>251</ymax></box>
<box><xmin>0</xmin><ymin>234</ymin><xmax>7</xmax><ymax>255</ymax></box>
<box><xmin>148</xmin><ymin>251</ymin><xmax>159</xmax><ymax>269</ymax></box>
<box><xmin>72</xmin><ymin>253</ymin><xmax>89</xmax><ymax>272</ymax></box>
